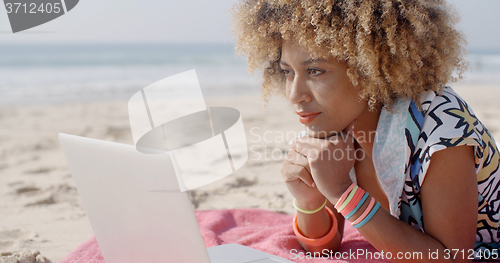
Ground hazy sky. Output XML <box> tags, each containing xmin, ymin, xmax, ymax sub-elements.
<box><xmin>0</xmin><ymin>0</ymin><xmax>499</xmax><ymax>50</ymax></box>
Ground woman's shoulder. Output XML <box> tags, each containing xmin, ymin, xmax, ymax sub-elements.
<box><xmin>412</xmin><ymin>86</ymin><xmax>485</xmax><ymax>149</ymax></box>
<box><xmin>416</xmin><ymin>86</ymin><xmax>472</xmax><ymax>116</ymax></box>
<box><xmin>405</xmin><ymin>85</ymin><xmax>498</xmax><ymax>190</ymax></box>
<box><xmin>401</xmin><ymin>86</ymin><xmax>488</xmax><ymax>169</ymax></box>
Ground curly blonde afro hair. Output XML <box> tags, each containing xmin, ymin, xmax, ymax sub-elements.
<box><xmin>231</xmin><ymin>0</ymin><xmax>468</xmax><ymax>109</ymax></box>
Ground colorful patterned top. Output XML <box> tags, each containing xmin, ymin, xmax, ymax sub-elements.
<box><xmin>343</xmin><ymin>86</ymin><xmax>500</xmax><ymax>257</ymax></box>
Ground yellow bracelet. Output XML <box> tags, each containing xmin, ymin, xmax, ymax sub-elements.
<box><xmin>337</xmin><ymin>185</ymin><xmax>359</xmax><ymax>213</ymax></box>
<box><xmin>293</xmin><ymin>198</ymin><xmax>328</xmax><ymax>214</ymax></box>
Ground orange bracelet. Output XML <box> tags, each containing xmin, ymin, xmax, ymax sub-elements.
<box><xmin>293</xmin><ymin>206</ymin><xmax>338</xmax><ymax>247</ymax></box>
<box><xmin>340</xmin><ymin>187</ymin><xmax>365</xmax><ymax>216</ymax></box>
<box><xmin>351</xmin><ymin>197</ymin><xmax>375</xmax><ymax>225</ymax></box>
<box><xmin>334</xmin><ymin>183</ymin><xmax>355</xmax><ymax>209</ymax></box>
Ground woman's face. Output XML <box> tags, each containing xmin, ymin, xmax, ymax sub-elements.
<box><xmin>280</xmin><ymin>41</ymin><xmax>368</xmax><ymax>139</ymax></box>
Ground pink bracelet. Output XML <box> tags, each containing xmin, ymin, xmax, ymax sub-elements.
<box><xmin>293</xmin><ymin>206</ymin><xmax>338</xmax><ymax>247</ymax></box>
<box><xmin>340</xmin><ymin>187</ymin><xmax>365</xmax><ymax>216</ymax></box>
<box><xmin>334</xmin><ymin>183</ymin><xmax>355</xmax><ymax>209</ymax></box>
<box><xmin>351</xmin><ymin>197</ymin><xmax>375</xmax><ymax>225</ymax></box>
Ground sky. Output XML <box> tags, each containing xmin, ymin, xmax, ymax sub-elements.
<box><xmin>0</xmin><ymin>0</ymin><xmax>499</xmax><ymax>50</ymax></box>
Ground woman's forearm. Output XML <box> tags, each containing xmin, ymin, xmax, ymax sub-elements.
<box><xmin>351</xmin><ymin>146</ymin><xmax>477</xmax><ymax>263</ymax></box>
<box><xmin>295</xmin><ymin>200</ymin><xmax>344</xmax><ymax>253</ymax></box>
<box><xmin>296</xmin><ymin>197</ymin><xmax>473</xmax><ymax>262</ymax></box>
<box><xmin>346</xmin><ymin>201</ymin><xmax>472</xmax><ymax>263</ymax></box>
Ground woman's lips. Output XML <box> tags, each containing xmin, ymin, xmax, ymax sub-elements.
<box><xmin>296</xmin><ymin>111</ymin><xmax>321</xmax><ymax>124</ymax></box>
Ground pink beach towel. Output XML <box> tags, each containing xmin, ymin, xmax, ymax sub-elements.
<box><xmin>57</xmin><ymin>208</ymin><xmax>390</xmax><ymax>263</ymax></box>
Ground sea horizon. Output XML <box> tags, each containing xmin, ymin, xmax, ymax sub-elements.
<box><xmin>0</xmin><ymin>43</ymin><xmax>498</xmax><ymax>107</ymax></box>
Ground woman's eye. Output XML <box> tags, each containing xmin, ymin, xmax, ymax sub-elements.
<box><xmin>308</xmin><ymin>68</ymin><xmax>323</xmax><ymax>76</ymax></box>
<box><xmin>282</xmin><ymin>69</ymin><xmax>292</xmax><ymax>77</ymax></box>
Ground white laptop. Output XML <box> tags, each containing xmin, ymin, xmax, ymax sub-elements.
<box><xmin>58</xmin><ymin>133</ymin><xmax>293</xmax><ymax>263</ymax></box>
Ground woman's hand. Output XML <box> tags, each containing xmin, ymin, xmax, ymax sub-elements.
<box><xmin>281</xmin><ymin>146</ymin><xmax>325</xmax><ymax>210</ymax></box>
<box><xmin>288</xmin><ymin>133</ymin><xmax>356</xmax><ymax>203</ymax></box>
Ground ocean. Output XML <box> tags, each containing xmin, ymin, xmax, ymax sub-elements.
<box><xmin>0</xmin><ymin>43</ymin><xmax>498</xmax><ymax>106</ymax></box>
<box><xmin>466</xmin><ymin>49</ymin><xmax>500</xmax><ymax>84</ymax></box>
<box><xmin>0</xmin><ymin>43</ymin><xmax>261</xmax><ymax>106</ymax></box>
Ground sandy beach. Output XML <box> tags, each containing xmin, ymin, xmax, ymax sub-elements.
<box><xmin>0</xmin><ymin>83</ymin><xmax>499</xmax><ymax>262</ymax></box>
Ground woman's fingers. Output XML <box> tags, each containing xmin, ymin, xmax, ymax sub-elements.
<box><xmin>289</xmin><ymin>136</ymin><xmax>337</xmax><ymax>161</ymax></box>
<box><xmin>288</xmin><ymin>134</ymin><xmax>356</xmax><ymax>199</ymax></box>
<box><xmin>281</xmin><ymin>162</ymin><xmax>315</xmax><ymax>188</ymax></box>
<box><xmin>284</xmin><ymin>148</ymin><xmax>311</xmax><ymax>175</ymax></box>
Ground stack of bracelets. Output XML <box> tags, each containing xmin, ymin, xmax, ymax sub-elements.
<box><xmin>293</xmin><ymin>183</ymin><xmax>381</xmax><ymax>247</ymax></box>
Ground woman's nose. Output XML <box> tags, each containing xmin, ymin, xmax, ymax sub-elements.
<box><xmin>287</xmin><ymin>75</ymin><xmax>311</xmax><ymax>105</ymax></box>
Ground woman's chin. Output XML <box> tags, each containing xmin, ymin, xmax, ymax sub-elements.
<box><xmin>305</xmin><ymin>126</ymin><xmax>339</xmax><ymax>139</ymax></box>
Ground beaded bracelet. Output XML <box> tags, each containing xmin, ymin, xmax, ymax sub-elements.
<box><xmin>293</xmin><ymin>206</ymin><xmax>338</xmax><ymax>247</ymax></box>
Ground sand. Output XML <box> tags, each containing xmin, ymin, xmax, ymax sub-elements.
<box><xmin>0</xmin><ymin>83</ymin><xmax>499</xmax><ymax>262</ymax></box>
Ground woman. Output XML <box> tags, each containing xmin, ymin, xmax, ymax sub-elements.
<box><xmin>232</xmin><ymin>0</ymin><xmax>500</xmax><ymax>261</ymax></box>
